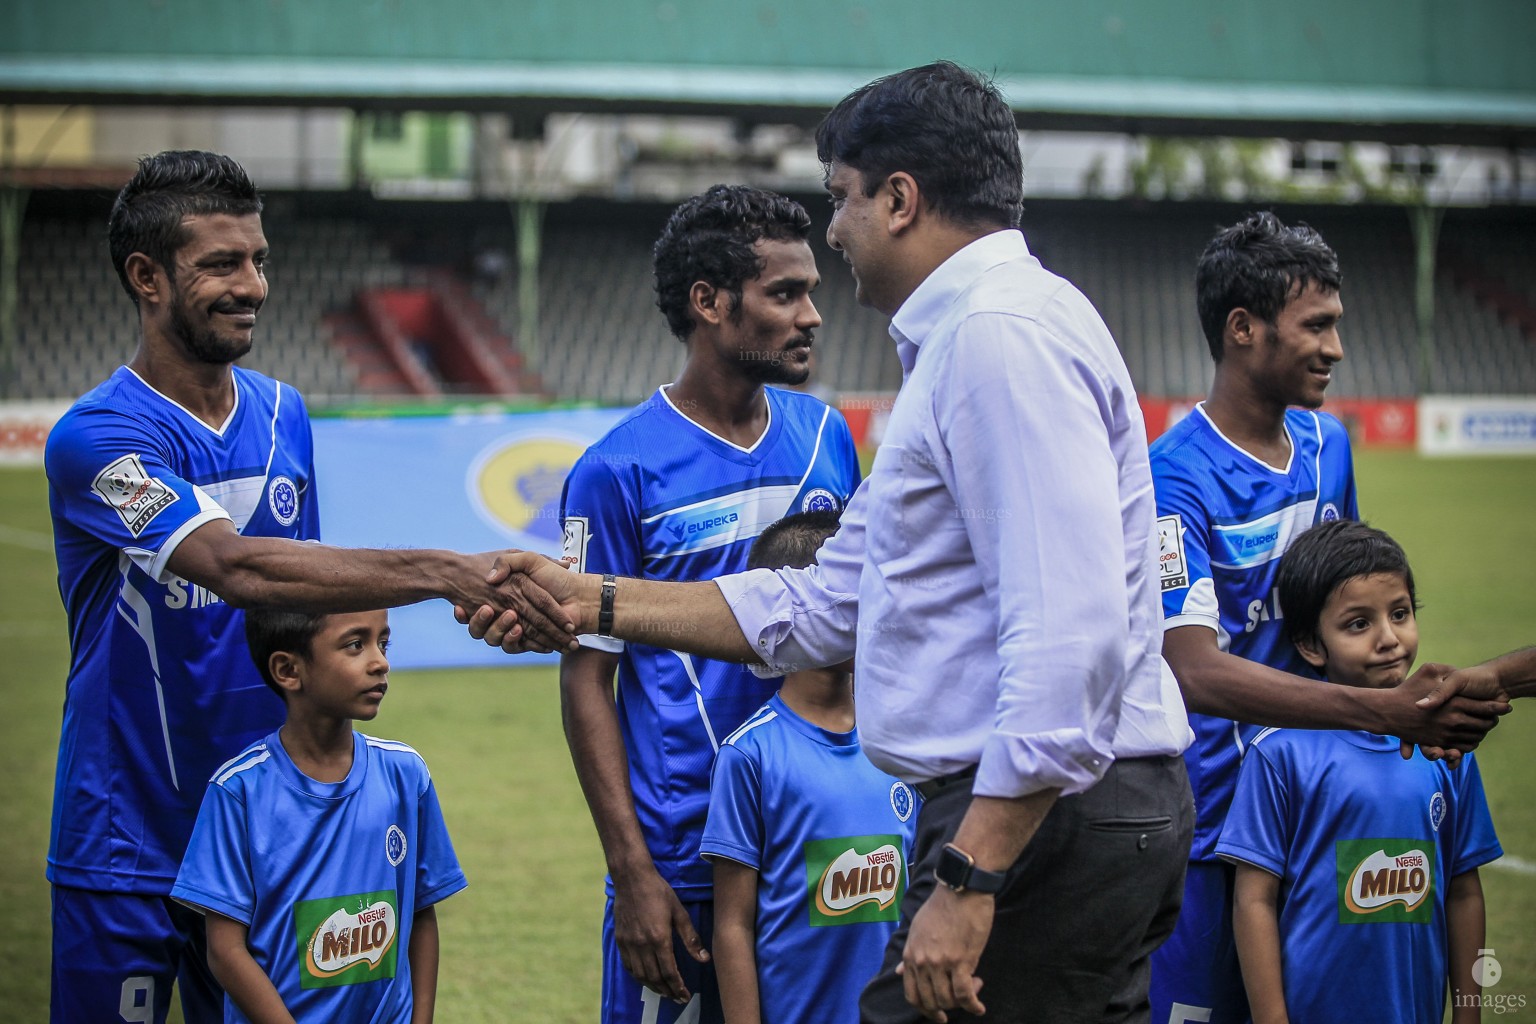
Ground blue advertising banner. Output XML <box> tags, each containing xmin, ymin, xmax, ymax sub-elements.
<box><xmin>312</xmin><ymin>407</ymin><xmax>627</xmax><ymax>669</ymax></box>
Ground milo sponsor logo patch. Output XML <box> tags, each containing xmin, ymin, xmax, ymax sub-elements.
<box><xmin>1336</xmin><ymin>839</ymin><xmax>1435</xmax><ymax>924</ymax></box>
<box><xmin>806</xmin><ymin>835</ymin><xmax>905</xmax><ymax>927</ymax></box>
<box><xmin>294</xmin><ymin>890</ymin><xmax>400</xmax><ymax>989</ymax></box>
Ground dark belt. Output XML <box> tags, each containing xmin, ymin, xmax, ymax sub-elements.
<box><xmin>915</xmin><ymin>765</ymin><xmax>978</xmax><ymax>800</ymax></box>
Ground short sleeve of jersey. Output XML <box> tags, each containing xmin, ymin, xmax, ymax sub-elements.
<box><xmin>700</xmin><ymin>744</ymin><xmax>764</xmax><ymax>871</ymax></box>
<box><xmin>560</xmin><ymin>451</ymin><xmax>641</xmax><ymax>654</ymax></box>
<box><xmin>170</xmin><ymin>781</ymin><xmax>255</xmax><ymax>925</ymax></box>
<box><xmin>1215</xmin><ymin>739</ymin><xmax>1291</xmax><ymax>877</ymax></box>
<box><xmin>414</xmin><ymin>776</ymin><xmax>468</xmax><ymax>908</ymax></box>
<box><xmin>1447</xmin><ymin>754</ymin><xmax>1502</xmax><ymax>877</ymax></box>
<box><xmin>1151</xmin><ymin>453</ymin><xmax>1219</xmax><ymax>634</ymax></box>
<box><xmin>46</xmin><ymin>407</ymin><xmax>233</xmax><ymax>582</ymax></box>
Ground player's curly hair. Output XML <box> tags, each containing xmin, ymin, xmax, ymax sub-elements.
<box><xmin>652</xmin><ymin>184</ymin><xmax>812</xmax><ymax>341</ymax></box>
<box><xmin>1277</xmin><ymin>520</ymin><xmax>1418</xmax><ymax>649</ymax></box>
<box><xmin>1195</xmin><ymin>211</ymin><xmax>1342</xmax><ymax>361</ymax></box>
<box><xmin>815</xmin><ymin>61</ymin><xmax>1023</xmax><ymax>230</ymax></box>
<box><xmin>108</xmin><ymin>150</ymin><xmax>263</xmax><ymax>306</ymax></box>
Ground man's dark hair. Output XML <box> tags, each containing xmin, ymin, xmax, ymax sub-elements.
<box><xmin>815</xmin><ymin>61</ymin><xmax>1023</xmax><ymax>229</ymax></box>
<box><xmin>108</xmin><ymin>150</ymin><xmax>263</xmax><ymax>305</ymax></box>
<box><xmin>1195</xmin><ymin>211</ymin><xmax>1342</xmax><ymax>361</ymax></box>
<box><xmin>748</xmin><ymin>510</ymin><xmax>843</xmax><ymax>571</ymax></box>
<box><xmin>652</xmin><ymin>184</ymin><xmax>812</xmax><ymax>341</ymax></box>
<box><xmin>244</xmin><ymin>607</ymin><xmax>328</xmax><ymax>700</ymax></box>
<box><xmin>1278</xmin><ymin>520</ymin><xmax>1418</xmax><ymax>648</ymax></box>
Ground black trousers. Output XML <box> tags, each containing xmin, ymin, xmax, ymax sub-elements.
<box><xmin>861</xmin><ymin>755</ymin><xmax>1195</xmax><ymax>1024</ymax></box>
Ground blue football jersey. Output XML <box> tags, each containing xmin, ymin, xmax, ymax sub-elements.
<box><xmin>1150</xmin><ymin>404</ymin><xmax>1357</xmax><ymax>861</ymax></box>
<box><xmin>702</xmin><ymin>694</ymin><xmax>918</xmax><ymax>1024</ymax></box>
<box><xmin>45</xmin><ymin>365</ymin><xmax>319</xmax><ymax>892</ymax></box>
<box><xmin>1217</xmin><ymin>730</ymin><xmax>1500</xmax><ymax>1024</ymax></box>
<box><xmin>173</xmin><ymin>732</ymin><xmax>467</xmax><ymax>1023</ymax></box>
<box><xmin>559</xmin><ymin>386</ymin><xmax>861</xmax><ymax>897</ymax></box>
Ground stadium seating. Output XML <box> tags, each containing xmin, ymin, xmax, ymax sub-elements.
<box><xmin>9</xmin><ymin>198</ymin><xmax>1534</xmax><ymax>404</ymax></box>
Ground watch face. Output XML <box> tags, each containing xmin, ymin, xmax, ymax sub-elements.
<box><xmin>936</xmin><ymin>844</ymin><xmax>971</xmax><ymax>890</ymax></box>
<box><xmin>936</xmin><ymin>844</ymin><xmax>1005</xmax><ymax>894</ymax></box>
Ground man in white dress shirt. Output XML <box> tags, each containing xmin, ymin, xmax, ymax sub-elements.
<box><xmin>469</xmin><ymin>63</ymin><xmax>1195</xmax><ymax>1022</ymax></box>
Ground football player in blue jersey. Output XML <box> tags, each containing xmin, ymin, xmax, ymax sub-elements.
<box><xmin>43</xmin><ymin>150</ymin><xmax>559</xmax><ymax>1024</ymax></box>
<box><xmin>1220</xmin><ymin>520</ymin><xmax>1499</xmax><ymax>1024</ymax></box>
<box><xmin>1148</xmin><ymin>212</ymin><xmax>1509</xmax><ymax>1024</ymax></box>
<box><xmin>557</xmin><ymin>185</ymin><xmax>860</xmax><ymax>1024</ymax></box>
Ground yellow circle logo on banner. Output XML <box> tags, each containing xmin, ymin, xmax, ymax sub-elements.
<box><xmin>470</xmin><ymin>437</ymin><xmax>587</xmax><ymax>542</ymax></box>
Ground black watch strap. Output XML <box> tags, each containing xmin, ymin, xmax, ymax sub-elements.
<box><xmin>597</xmin><ymin>574</ymin><xmax>617</xmax><ymax>637</ymax></box>
<box><xmin>935</xmin><ymin>842</ymin><xmax>1007</xmax><ymax>895</ymax></box>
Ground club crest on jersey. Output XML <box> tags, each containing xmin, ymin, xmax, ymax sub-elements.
<box><xmin>805</xmin><ymin>836</ymin><xmax>905</xmax><ymax>926</ymax></box>
<box><xmin>294</xmin><ymin>891</ymin><xmax>400</xmax><ymax>988</ymax></box>
<box><xmin>1429</xmin><ymin>792</ymin><xmax>1447</xmax><ymax>832</ymax></box>
<box><xmin>1320</xmin><ymin>502</ymin><xmax>1341</xmax><ymax>522</ymax></box>
<box><xmin>1156</xmin><ymin>514</ymin><xmax>1188</xmax><ymax>591</ymax></box>
<box><xmin>386</xmin><ymin>824</ymin><xmax>407</xmax><ymax>866</ymax></box>
<box><xmin>1336</xmin><ymin>840</ymin><xmax>1435</xmax><ymax>923</ymax></box>
<box><xmin>268</xmin><ymin>475</ymin><xmax>299</xmax><ymax>526</ymax></box>
<box><xmin>890</xmin><ymin>781</ymin><xmax>914</xmax><ymax>822</ymax></box>
<box><xmin>92</xmin><ymin>453</ymin><xmax>178</xmax><ymax>537</ymax></box>
<box><xmin>801</xmin><ymin>488</ymin><xmax>841</xmax><ymax>513</ymax></box>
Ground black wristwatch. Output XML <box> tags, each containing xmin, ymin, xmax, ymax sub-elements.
<box><xmin>935</xmin><ymin>842</ymin><xmax>1007</xmax><ymax>895</ymax></box>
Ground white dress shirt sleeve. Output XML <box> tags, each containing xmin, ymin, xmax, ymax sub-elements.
<box><xmin>940</xmin><ymin>311</ymin><xmax>1129</xmax><ymax>798</ymax></box>
<box><xmin>714</xmin><ymin>477</ymin><xmax>868</xmax><ymax>676</ymax></box>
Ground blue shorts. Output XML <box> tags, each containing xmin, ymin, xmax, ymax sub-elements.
<box><xmin>1148</xmin><ymin>861</ymin><xmax>1250</xmax><ymax>1024</ymax></box>
<box><xmin>51</xmin><ymin>886</ymin><xmax>223</xmax><ymax>1024</ymax></box>
<box><xmin>601</xmin><ymin>894</ymin><xmax>721</xmax><ymax>1024</ymax></box>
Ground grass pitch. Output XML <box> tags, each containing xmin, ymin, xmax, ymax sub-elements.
<box><xmin>1</xmin><ymin>452</ymin><xmax>1533</xmax><ymax>1021</ymax></box>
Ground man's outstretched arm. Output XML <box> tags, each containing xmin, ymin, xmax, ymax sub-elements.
<box><xmin>1163</xmin><ymin>625</ymin><xmax>1509</xmax><ymax>757</ymax></box>
<box><xmin>167</xmin><ymin>520</ymin><xmax>574</xmax><ymax>651</ymax></box>
<box><xmin>1425</xmin><ymin>646</ymin><xmax>1536</xmax><ymax>704</ymax></box>
<box><xmin>463</xmin><ymin>558</ymin><xmax>760</xmax><ymax>660</ymax></box>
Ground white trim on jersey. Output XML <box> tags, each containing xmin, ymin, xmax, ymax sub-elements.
<box><xmin>672</xmin><ymin>651</ymin><xmax>722</xmax><ymax>754</ymax></box>
<box><xmin>722</xmin><ymin>705</ymin><xmax>779</xmax><ymax>748</ymax></box>
<box><xmin>263</xmin><ymin>382</ymin><xmax>284</xmax><ymax>484</ymax></box>
<box><xmin>1196</xmin><ymin>402</ymin><xmax>1296</xmax><ymax>475</ymax></box>
<box><xmin>657</xmin><ymin>384</ymin><xmax>774</xmax><ymax>454</ymax></box>
<box><xmin>1164</xmin><ymin>577</ymin><xmax>1221</xmax><ymax>635</ymax></box>
<box><xmin>640</xmin><ymin>400</ymin><xmax>839</xmax><ymax>563</ymax></box>
<box><xmin>792</xmin><ymin>405</ymin><xmax>834</xmax><ymax>493</ymax></box>
<box><xmin>198</xmin><ymin>475</ymin><xmax>273</xmax><ymax>533</ymax></box>
<box><xmin>641</xmin><ymin>483</ymin><xmax>805</xmax><ymax>561</ymax></box>
<box><xmin>364</xmin><ymin>735</ymin><xmax>431</xmax><ymax>777</ymax></box>
<box><xmin>1306</xmin><ymin>410</ymin><xmax>1327</xmax><ymax>487</ymax></box>
<box><xmin>115</xmin><ymin>576</ymin><xmax>180</xmax><ymax>791</ymax></box>
<box><xmin>144</xmin><ymin>503</ymin><xmax>233</xmax><ymax>583</ymax></box>
<box><xmin>1249</xmin><ymin>727</ymin><xmax>1282</xmax><ymax>750</ymax></box>
<box><xmin>126</xmin><ymin>365</ymin><xmax>242</xmax><ymax>438</ymax></box>
<box><xmin>1208</xmin><ymin>500</ymin><xmax>1319</xmax><ymax>571</ymax></box>
<box><xmin>214</xmin><ymin>745</ymin><xmax>272</xmax><ymax>786</ymax></box>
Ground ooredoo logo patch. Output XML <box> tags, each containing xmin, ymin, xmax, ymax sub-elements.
<box><xmin>92</xmin><ymin>453</ymin><xmax>178</xmax><ymax>537</ymax></box>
